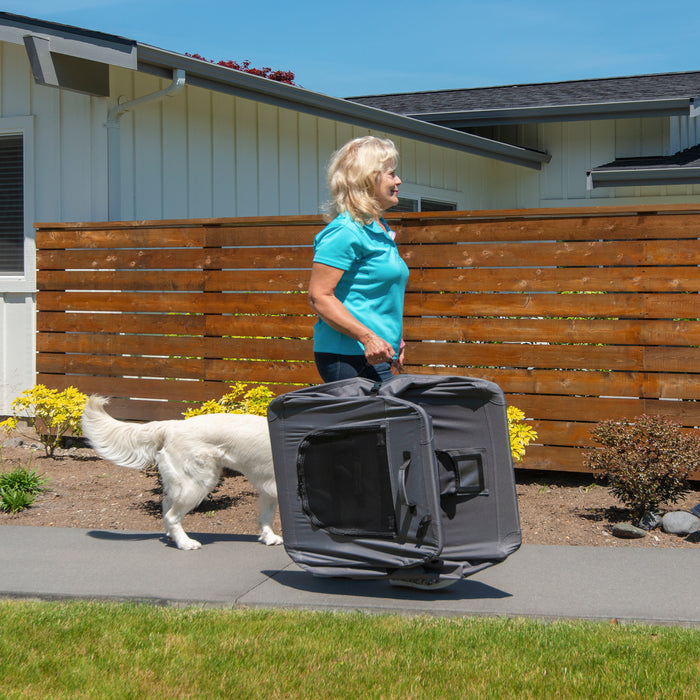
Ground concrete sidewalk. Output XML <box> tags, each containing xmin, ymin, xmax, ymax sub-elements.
<box><xmin>1</xmin><ymin>525</ymin><xmax>698</xmax><ymax>626</ymax></box>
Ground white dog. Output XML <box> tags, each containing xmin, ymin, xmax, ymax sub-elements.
<box><xmin>81</xmin><ymin>396</ymin><xmax>283</xmax><ymax>550</ymax></box>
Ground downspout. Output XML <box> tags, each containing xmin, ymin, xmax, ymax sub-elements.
<box><xmin>106</xmin><ymin>68</ymin><xmax>186</xmax><ymax>221</ymax></box>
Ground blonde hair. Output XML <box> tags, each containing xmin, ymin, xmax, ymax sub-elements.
<box><xmin>324</xmin><ymin>136</ymin><xmax>399</xmax><ymax>222</ymax></box>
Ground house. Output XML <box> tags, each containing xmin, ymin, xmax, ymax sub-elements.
<box><xmin>348</xmin><ymin>72</ymin><xmax>700</xmax><ymax>208</ymax></box>
<box><xmin>1</xmin><ymin>10</ymin><xmax>700</xmax><ymax>412</ymax></box>
<box><xmin>0</xmin><ymin>11</ymin><xmax>546</xmax><ymax>413</ymax></box>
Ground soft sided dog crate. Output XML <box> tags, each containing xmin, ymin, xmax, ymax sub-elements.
<box><xmin>267</xmin><ymin>374</ymin><xmax>521</xmax><ymax>583</ymax></box>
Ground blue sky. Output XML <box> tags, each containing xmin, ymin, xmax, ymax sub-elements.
<box><xmin>6</xmin><ymin>0</ymin><xmax>700</xmax><ymax>97</ymax></box>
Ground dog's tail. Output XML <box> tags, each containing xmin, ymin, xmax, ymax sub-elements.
<box><xmin>81</xmin><ymin>395</ymin><xmax>168</xmax><ymax>469</ymax></box>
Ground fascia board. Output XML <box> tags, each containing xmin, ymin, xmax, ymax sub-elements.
<box><xmin>409</xmin><ymin>98</ymin><xmax>693</xmax><ymax>127</ymax></box>
<box><xmin>0</xmin><ymin>14</ymin><xmax>136</xmax><ymax>69</ymax></box>
<box><xmin>587</xmin><ymin>166</ymin><xmax>700</xmax><ymax>189</ymax></box>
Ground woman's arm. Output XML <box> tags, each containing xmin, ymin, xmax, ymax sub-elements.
<box><xmin>308</xmin><ymin>262</ymin><xmax>395</xmax><ymax>364</ymax></box>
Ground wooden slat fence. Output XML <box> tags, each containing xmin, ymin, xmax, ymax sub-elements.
<box><xmin>35</xmin><ymin>204</ymin><xmax>700</xmax><ymax>475</ymax></box>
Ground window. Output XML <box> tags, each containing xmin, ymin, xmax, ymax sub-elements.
<box><xmin>390</xmin><ymin>196</ymin><xmax>457</xmax><ymax>213</ymax></box>
<box><xmin>421</xmin><ymin>198</ymin><xmax>458</xmax><ymax>212</ymax></box>
<box><xmin>0</xmin><ymin>134</ymin><xmax>23</xmax><ymax>275</ymax></box>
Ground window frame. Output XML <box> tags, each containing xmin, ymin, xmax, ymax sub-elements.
<box><xmin>389</xmin><ymin>189</ymin><xmax>460</xmax><ymax>214</ymax></box>
<box><xmin>0</xmin><ymin>116</ymin><xmax>35</xmax><ymax>293</ymax></box>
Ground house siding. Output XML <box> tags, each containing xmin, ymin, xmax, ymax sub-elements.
<box><xmin>109</xmin><ymin>67</ymin><xmax>481</xmax><ymax>221</ymax></box>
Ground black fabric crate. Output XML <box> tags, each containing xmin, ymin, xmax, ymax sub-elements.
<box><xmin>267</xmin><ymin>374</ymin><xmax>521</xmax><ymax>582</ymax></box>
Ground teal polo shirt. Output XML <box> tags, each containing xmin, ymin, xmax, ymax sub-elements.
<box><xmin>312</xmin><ymin>212</ymin><xmax>409</xmax><ymax>357</ymax></box>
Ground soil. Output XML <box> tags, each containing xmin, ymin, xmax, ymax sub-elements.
<box><xmin>1</xmin><ymin>431</ymin><xmax>699</xmax><ymax>549</ymax></box>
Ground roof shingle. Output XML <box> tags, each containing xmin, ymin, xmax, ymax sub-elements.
<box><xmin>346</xmin><ymin>71</ymin><xmax>700</xmax><ymax>115</ymax></box>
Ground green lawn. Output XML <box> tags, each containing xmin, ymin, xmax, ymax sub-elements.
<box><xmin>0</xmin><ymin>600</ymin><xmax>697</xmax><ymax>698</ymax></box>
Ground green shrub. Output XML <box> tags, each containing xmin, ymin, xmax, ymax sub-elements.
<box><xmin>583</xmin><ymin>414</ymin><xmax>698</xmax><ymax>518</ymax></box>
<box><xmin>186</xmin><ymin>388</ymin><xmax>537</xmax><ymax>464</ymax></box>
<box><xmin>0</xmin><ymin>385</ymin><xmax>88</xmax><ymax>457</ymax></box>
<box><xmin>0</xmin><ymin>464</ymin><xmax>47</xmax><ymax>494</ymax></box>
<box><xmin>0</xmin><ymin>487</ymin><xmax>37</xmax><ymax>514</ymax></box>
<box><xmin>0</xmin><ymin>460</ymin><xmax>48</xmax><ymax>514</ymax></box>
<box><xmin>183</xmin><ymin>382</ymin><xmax>275</xmax><ymax>418</ymax></box>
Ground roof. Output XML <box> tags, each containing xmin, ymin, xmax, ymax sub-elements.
<box><xmin>347</xmin><ymin>72</ymin><xmax>700</xmax><ymax>126</ymax></box>
<box><xmin>0</xmin><ymin>11</ymin><xmax>549</xmax><ymax>170</ymax></box>
<box><xmin>587</xmin><ymin>144</ymin><xmax>700</xmax><ymax>189</ymax></box>
<box><xmin>135</xmin><ymin>44</ymin><xmax>550</xmax><ymax>169</ymax></box>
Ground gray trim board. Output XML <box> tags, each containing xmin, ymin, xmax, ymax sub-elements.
<box><xmin>587</xmin><ymin>145</ymin><xmax>700</xmax><ymax>189</ymax></box>
<box><xmin>408</xmin><ymin>98</ymin><xmax>695</xmax><ymax>127</ymax></box>
<box><xmin>588</xmin><ymin>167</ymin><xmax>700</xmax><ymax>189</ymax></box>
<box><xmin>0</xmin><ymin>11</ymin><xmax>136</xmax><ymax>69</ymax></box>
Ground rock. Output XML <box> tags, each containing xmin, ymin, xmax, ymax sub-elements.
<box><xmin>661</xmin><ymin>511</ymin><xmax>700</xmax><ymax>536</ymax></box>
<box><xmin>689</xmin><ymin>503</ymin><xmax>700</xmax><ymax>519</ymax></box>
<box><xmin>638</xmin><ymin>511</ymin><xmax>661</xmax><ymax>531</ymax></box>
<box><xmin>2</xmin><ymin>438</ymin><xmax>24</xmax><ymax>448</ymax></box>
<box><xmin>612</xmin><ymin>522</ymin><xmax>647</xmax><ymax>539</ymax></box>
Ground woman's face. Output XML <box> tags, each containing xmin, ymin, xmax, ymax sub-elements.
<box><xmin>375</xmin><ymin>166</ymin><xmax>401</xmax><ymax>212</ymax></box>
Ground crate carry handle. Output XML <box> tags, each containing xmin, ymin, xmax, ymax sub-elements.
<box><xmin>398</xmin><ymin>451</ymin><xmax>416</xmax><ymax>510</ymax></box>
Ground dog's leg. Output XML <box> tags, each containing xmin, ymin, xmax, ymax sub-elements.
<box><xmin>160</xmin><ymin>494</ymin><xmax>203</xmax><ymax>550</ymax></box>
<box><xmin>159</xmin><ymin>456</ymin><xmax>218</xmax><ymax>551</ymax></box>
<box><xmin>162</xmin><ymin>493</ymin><xmax>205</xmax><ymax>550</ymax></box>
<box><xmin>256</xmin><ymin>491</ymin><xmax>283</xmax><ymax>546</ymax></box>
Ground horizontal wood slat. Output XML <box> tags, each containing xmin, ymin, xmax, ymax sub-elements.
<box><xmin>36</xmin><ymin>246</ymin><xmax>314</xmax><ymax>271</ymax></box>
<box><xmin>406</xmin><ymin>341</ymin><xmax>700</xmax><ymax>373</ymax></box>
<box><xmin>37</xmin><ymin>290</ymin><xmax>310</xmax><ymax>313</ymax></box>
<box><xmin>403</xmin><ymin>317</ymin><xmax>700</xmax><ymax>346</ymax></box>
<box><xmin>404</xmin><ymin>291</ymin><xmax>700</xmax><ymax>320</ymax></box>
<box><xmin>407</xmin><ymin>266</ymin><xmax>700</xmax><ymax>293</ymax></box>
<box><xmin>35</xmin><ymin>223</ymin><xmax>322</xmax><ymax>249</ymax></box>
<box><xmin>400</xmin><ymin>239</ymin><xmax>700</xmax><ymax>268</ymax></box>
<box><xmin>35</xmin><ymin>205</ymin><xmax>700</xmax><ymax>477</ymax></box>
<box><xmin>36</xmin><ymin>312</ymin><xmax>315</xmax><ymax>337</ymax></box>
<box><xmin>37</xmin><ymin>332</ymin><xmax>312</xmax><ymax>361</ymax></box>
<box><xmin>396</xmin><ymin>210</ymin><xmax>700</xmax><ymax>244</ymax></box>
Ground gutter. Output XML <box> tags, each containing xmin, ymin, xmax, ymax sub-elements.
<box><xmin>106</xmin><ymin>68</ymin><xmax>186</xmax><ymax>220</ymax></box>
<box><xmin>135</xmin><ymin>44</ymin><xmax>551</xmax><ymax>170</ymax></box>
<box><xmin>587</xmin><ymin>166</ymin><xmax>700</xmax><ymax>189</ymax></box>
<box><xmin>406</xmin><ymin>98</ymin><xmax>696</xmax><ymax>128</ymax></box>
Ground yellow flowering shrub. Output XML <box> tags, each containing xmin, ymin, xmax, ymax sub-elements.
<box><xmin>507</xmin><ymin>406</ymin><xmax>538</xmax><ymax>462</ymax></box>
<box><xmin>1</xmin><ymin>385</ymin><xmax>88</xmax><ymax>457</ymax></box>
<box><xmin>183</xmin><ymin>383</ymin><xmax>276</xmax><ymax>418</ymax></box>
<box><xmin>184</xmin><ymin>386</ymin><xmax>537</xmax><ymax>464</ymax></box>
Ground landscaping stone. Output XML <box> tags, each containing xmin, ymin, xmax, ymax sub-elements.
<box><xmin>661</xmin><ymin>511</ymin><xmax>700</xmax><ymax>536</ymax></box>
<box><xmin>612</xmin><ymin>523</ymin><xmax>647</xmax><ymax>539</ymax></box>
<box><xmin>638</xmin><ymin>511</ymin><xmax>661</xmax><ymax>531</ymax></box>
<box><xmin>689</xmin><ymin>503</ymin><xmax>700</xmax><ymax>519</ymax></box>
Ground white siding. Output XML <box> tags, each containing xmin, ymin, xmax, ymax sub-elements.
<box><xmin>107</xmin><ymin>69</ymin><xmax>486</xmax><ymax>220</ymax></box>
<box><xmin>670</xmin><ymin>114</ymin><xmax>700</xmax><ymax>153</ymax></box>
<box><xmin>1</xmin><ymin>293</ymin><xmax>35</xmax><ymax>413</ymax></box>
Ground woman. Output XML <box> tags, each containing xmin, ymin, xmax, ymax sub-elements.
<box><xmin>308</xmin><ymin>136</ymin><xmax>408</xmax><ymax>383</ymax></box>
<box><xmin>307</xmin><ymin>139</ymin><xmax>455</xmax><ymax>590</ymax></box>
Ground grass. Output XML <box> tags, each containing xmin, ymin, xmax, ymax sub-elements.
<box><xmin>0</xmin><ymin>600</ymin><xmax>698</xmax><ymax>698</ymax></box>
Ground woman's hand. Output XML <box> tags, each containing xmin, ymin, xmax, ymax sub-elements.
<box><xmin>359</xmin><ymin>332</ymin><xmax>396</xmax><ymax>365</ymax></box>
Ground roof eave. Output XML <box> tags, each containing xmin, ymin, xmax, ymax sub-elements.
<box><xmin>408</xmin><ymin>98</ymin><xmax>695</xmax><ymax>127</ymax></box>
<box><xmin>587</xmin><ymin>166</ymin><xmax>700</xmax><ymax>189</ymax></box>
<box><xmin>136</xmin><ymin>44</ymin><xmax>551</xmax><ymax>170</ymax></box>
